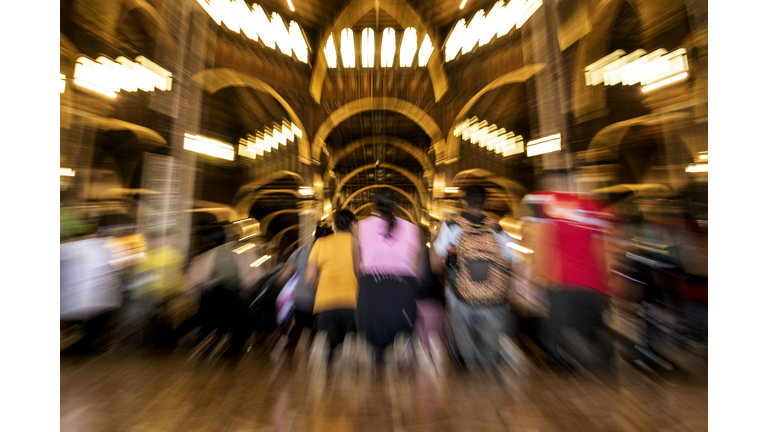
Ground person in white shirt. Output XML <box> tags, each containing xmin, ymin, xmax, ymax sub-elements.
<box><xmin>430</xmin><ymin>184</ymin><xmax>522</xmax><ymax>370</ymax></box>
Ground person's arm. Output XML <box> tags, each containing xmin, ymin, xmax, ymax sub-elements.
<box><xmin>352</xmin><ymin>236</ymin><xmax>362</xmax><ymax>279</ymax></box>
<box><xmin>305</xmin><ymin>243</ymin><xmax>320</xmax><ymax>289</ymax></box>
<box><xmin>276</xmin><ymin>252</ymin><xmax>297</xmax><ymax>286</ymax></box>
<box><xmin>430</xmin><ymin>222</ymin><xmax>455</xmax><ymax>275</ymax></box>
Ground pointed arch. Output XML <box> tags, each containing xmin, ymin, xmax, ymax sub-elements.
<box><xmin>333</xmin><ymin>163</ymin><xmax>427</xmax><ymax>211</ymax></box>
<box><xmin>234</xmin><ymin>189</ymin><xmax>303</xmax><ymax>220</ymax></box>
<box><xmin>352</xmin><ymin>202</ymin><xmax>417</xmax><ymax>225</ymax></box>
<box><xmin>445</xmin><ymin>64</ymin><xmax>546</xmax><ymax>163</ymax></box>
<box><xmin>312</xmin><ymin>97</ymin><xmax>443</xmax><ymax>164</ymax></box>
<box><xmin>309</xmin><ymin>0</ymin><xmax>447</xmax><ymax>104</ymax></box>
<box><xmin>269</xmin><ymin>224</ymin><xmax>299</xmax><ymax>250</ymax></box>
<box><xmin>452</xmin><ymin>169</ymin><xmax>529</xmax><ymax>218</ymax></box>
<box><xmin>234</xmin><ymin>170</ymin><xmax>305</xmax><ymax>210</ymax></box>
<box><xmin>259</xmin><ymin>209</ymin><xmax>301</xmax><ymax>235</ymax></box>
<box><xmin>191</xmin><ymin>68</ymin><xmax>310</xmax><ymax>164</ymax></box>
<box><xmin>327</xmin><ymin>135</ymin><xmax>433</xmax><ymax>176</ymax></box>
<box><xmin>342</xmin><ymin>185</ymin><xmax>420</xmax><ymax>219</ymax></box>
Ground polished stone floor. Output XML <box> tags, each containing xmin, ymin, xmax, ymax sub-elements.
<box><xmin>61</xmin><ymin>335</ymin><xmax>707</xmax><ymax>432</ymax></box>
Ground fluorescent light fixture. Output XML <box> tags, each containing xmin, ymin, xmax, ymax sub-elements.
<box><xmin>60</xmin><ymin>168</ymin><xmax>76</xmax><ymax>177</ymax></box>
<box><xmin>324</xmin><ymin>34</ymin><xmax>337</xmax><ymax>68</ymax></box>
<box><xmin>460</xmin><ymin>0</ymin><xmax>468</xmax><ymax>9</ymax></box>
<box><xmin>196</xmin><ymin>1</ymin><xmax>308</xmax><ymax>62</ymax></box>
<box><xmin>699</xmin><ymin>152</ymin><xmax>708</xmax><ymax>161</ymax></box>
<box><xmin>446</xmin><ymin>0</ymin><xmax>540</xmax><ymax>62</ymax></box>
<box><xmin>321</xmin><ymin>213</ymin><xmax>330</xmax><ymax>220</ymax></box>
<box><xmin>445</xmin><ymin>20</ymin><xmax>465</xmax><ymax>62</ymax></box>
<box><xmin>183</xmin><ymin>133</ymin><xmax>235</xmax><ymax>161</ymax></box>
<box><xmin>234</xmin><ymin>243</ymin><xmax>255</xmax><ymax>254</ymax></box>
<box><xmin>289</xmin><ymin>21</ymin><xmax>308</xmax><ymax>63</ymax></box>
<box><xmin>381</xmin><ymin>28</ymin><xmax>396</xmax><ymax>67</ymax></box>
<box><xmin>234</xmin><ymin>218</ymin><xmax>254</xmax><ymax>224</ymax></box>
<box><xmin>341</xmin><ymin>28</ymin><xmax>355</xmax><ymax>68</ymax></box>
<box><xmin>291</xmin><ymin>122</ymin><xmax>303</xmax><ymax>139</ymax></box>
<box><xmin>250</xmin><ymin>255</ymin><xmax>271</xmax><ymax>267</ymax></box>
<box><xmin>362</xmin><ymin>28</ymin><xmax>375</xmax><ymax>67</ymax></box>
<box><xmin>197</xmin><ymin>0</ymin><xmax>221</xmax><ymax>24</ymax></box>
<box><xmin>642</xmin><ymin>72</ymin><xmax>688</xmax><ymax>92</ymax></box>
<box><xmin>444</xmin><ymin>187</ymin><xmax>459</xmax><ymax>193</ymax></box>
<box><xmin>299</xmin><ymin>187</ymin><xmax>314</xmax><ymax>196</ymax></box>
<box><xmin>282</xmin><ymin>121</ymin><xmax>294</xmax><ymax>142</ymax></box>
<box><xmin>60</xmin><ymin>74</ymin><xmax>66</xmax><ymax>93</ymax></box>
<box><xmin>74</xmin><ymin>78</ymin><xmax>116</xmax><ymax>98</ymax></box>
<box><xmin>508</xmin><ymin>242</ymin><xmax>533</xmax><ymax>254</ymax></box>
<box><xmin>400</xmin><ymin>28</ymin><xmax>418</xmax><ymax>67</ymax></box>
<box><xmin>685</xmin><ymin>163</ymin><xmax>708</xmax><ymax>173</ymax></box>
<box><xmin>418</xmin><ymin>34</ymin><xmax>433</xmax><ymax>67</ymax></box>
<box><xmin>526</xmin><ymin>134</ymin><xmax>562</xmax><ymax>157</ymax></box>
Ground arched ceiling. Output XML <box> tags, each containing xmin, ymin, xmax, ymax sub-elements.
<box><xmin>325</xmin><ymin>110</ymin><xmax>431</xmax><ymax>154</ymax></box>
<box><xmin>200</xmin><ymin>86</ymin><xmax>291</xmax><ymax>146</ymax></box>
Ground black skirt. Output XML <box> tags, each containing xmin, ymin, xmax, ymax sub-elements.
<box><xmin>356</xmin><ymin>274</ymin><xmax>419</xmax><ymax>351</ymax></box>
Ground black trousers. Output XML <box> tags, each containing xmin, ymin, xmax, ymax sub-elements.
<box><xmin>289</xmin><ymin>310</ymin><xmax>315</xmax><ymax>344</ymax></box>
<box><xmin>314</xmin><ymin>308</ymin><xmax>356</xmax><ymax>354</ymax></box>
<box><xmin>547</xmin><ymin>288</ymin><xmax>611</xmax><ymax>366</ymax></box>
<box><xmin>357</xmin><ymin>275</ymin><xmax>418</xmax><ymax>360</ymax></box>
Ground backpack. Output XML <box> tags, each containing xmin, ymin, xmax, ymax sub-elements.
<box><xmin>448</xmin><ymin>215</ymin><xmax>511</xmax><ymax>304</ymax></box>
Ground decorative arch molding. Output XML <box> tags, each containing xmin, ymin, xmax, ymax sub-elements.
<box><xmin>312</xmin><ymin>97</ymin><xmax>444</xmax><ymax>164</ymax></box>
<box><xmin>452</xmin><ymin>169</ymin><xmax>529</xmax><ymax>219</ymax></box>
<box><xmin>571</xmin><ymin>0</ymin><xmax>690</xmax><ymax>123</ymax></box>
<box><xmin>342</xmin><ymin>185</ymin><xmax>421</xmax><ymax>220</ymax></box>
<box><xmin>269</xmin><ymin>224</ymin><xmax>299</xmax><ymax>250</ymax></box>
<box><xmin>333</xmin><ymin>163</ymin><xmax>427</xmax><ymax>210</ymax></box>
<box><xmin>259</xmin><ymin>209</ymin><xmax>301</xmax><ymax>235</ymax></box>
<box><xmin>191</xmin><ymin>68</ymin><xmax>311</xmax><ymax>164</ymax></box>
<box><xmin>352</xmin><ymin>202</ymin><xmax>417</xmax><ymax>225</ymax></box>
<box><xmin>308</xmin><ymin>0</ymin><xmax>448</xmax><ymax>104</ymax></box>
<box><xmin>234</xmin><ymin>170</ymin><xmax>304</xmax><ymax>214</ymax></box>
<box><xmin>445</xmin><ymin>64</ymin><xmax>546</xmax><ymax>163</ymax></box>
<box><xmin>120</xmin><ymin>0</ymin><xmax>173</xmax><ymax>51</ymax></box>
<box><xmin>284</xmin><ymin>239</ymin><xmax>300</xmax><ymax>255</ymax></box>
<box><xmin>234</xmin><ymin>189</ymin><xmax>303</xmax><ymax>220</ymax></box>
<box><xmin>328</xmin><ymin>135</ymin><xmax>433</xmax><ymax>177</ymax></box>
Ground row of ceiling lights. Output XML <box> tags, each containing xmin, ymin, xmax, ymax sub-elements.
<box><xmin>446</xmin><ymin>0</ymin><xmax>542</xmax><ymax>62</ymax></box>
<box><xmin>324</xmin><ymin>28</ymin><xmax>433</xmax><ymax>69</ymax></box>
<box><xmin>238</xmin><ymin>119</ymin><xmax>303</xmax><ymax>159</ymax></box>
<box><xmin>197</xmin><ymin>0</ymin><xmax>309</xmax><ymax>63</ymax></box>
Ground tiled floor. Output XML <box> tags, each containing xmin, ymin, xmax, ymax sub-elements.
<box><xmin>61</xmin><ymin>339</ymin><xmax>707</xmax><ymax>432</ymax></box>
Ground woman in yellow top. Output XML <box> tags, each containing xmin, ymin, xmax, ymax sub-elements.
<box><xmin>305</xmin><ymin>209</ymin><xmax>360</xmax><ymax>354</ymax></box>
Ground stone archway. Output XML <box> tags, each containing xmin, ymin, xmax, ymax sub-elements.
<box><xmin>333</xmin><ymin>163</ymin><xmax>428</xmax><ymax>211</ymax></box>
<box><xmin>328</xmin><ymin>135</ymin><xmax>433</xmax><ymax>177</ymax></box>
<box><xmin>445</xmin><ymin>65</ymin><xmax>546</xmax><ymax>163</ymax></box>
<box><xmin>309</xmin><ymin>0</ymin><xmax>448</xmax><ymax>103</ymax></box>
<box><xmin>352</xmin><ymin>202</ymin><xmax>417</xmax><ymax>224</ymax></box>
<box><xmin>341</xmin><ymin>185</ymin><xmax>421</xmax><ymax>220</ymax></box>
<box><xmin>191</xmin><ymin>68</ymin><xmax>311</xmax><ymax>164</ymax></box>
<box><xmin>312</xmin><ymin>97</ymin><xmax>443</xmax><ymax>164</ymax></box>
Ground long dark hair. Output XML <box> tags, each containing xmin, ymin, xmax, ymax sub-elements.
<box><xmin>334</xmin><ymin>209</ymin><xmax>357</xmax><ymax>233</ymax></box>
<box><xmin>374</xmin><ymin>188</ymin><xmax>397</xmax><ymax>237</ymax></box>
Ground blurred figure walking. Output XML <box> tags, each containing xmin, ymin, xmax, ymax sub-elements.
<box><xmin>355</xmin><ymin>189</ymin><xmax>423</xmax><ymax>361</ymax></box>
<box><xmin>432</xmin><ymin>185</ymin><xmax>517</xmax><ymax>371</ymax></box>
<box><xmin>275</xmin><ymin>224</ymin><xmax>334</xmax><ymax>344</ymax></box>
<box><xmin>305</xmin><ymin>210</ymin><xmax>359</xmax><ymax>356</ymax></box>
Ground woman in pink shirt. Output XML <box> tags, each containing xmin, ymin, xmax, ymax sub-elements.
<box><xmin>355</xmin><ymin>189</ymin><xmax>424</xmax><ymax>360</ymax></box>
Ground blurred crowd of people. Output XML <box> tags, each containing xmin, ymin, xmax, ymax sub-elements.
<box><xmin>60</xmin><ymin>183</ymin><xmax>707</xmax><ymax>378</ymax></box>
